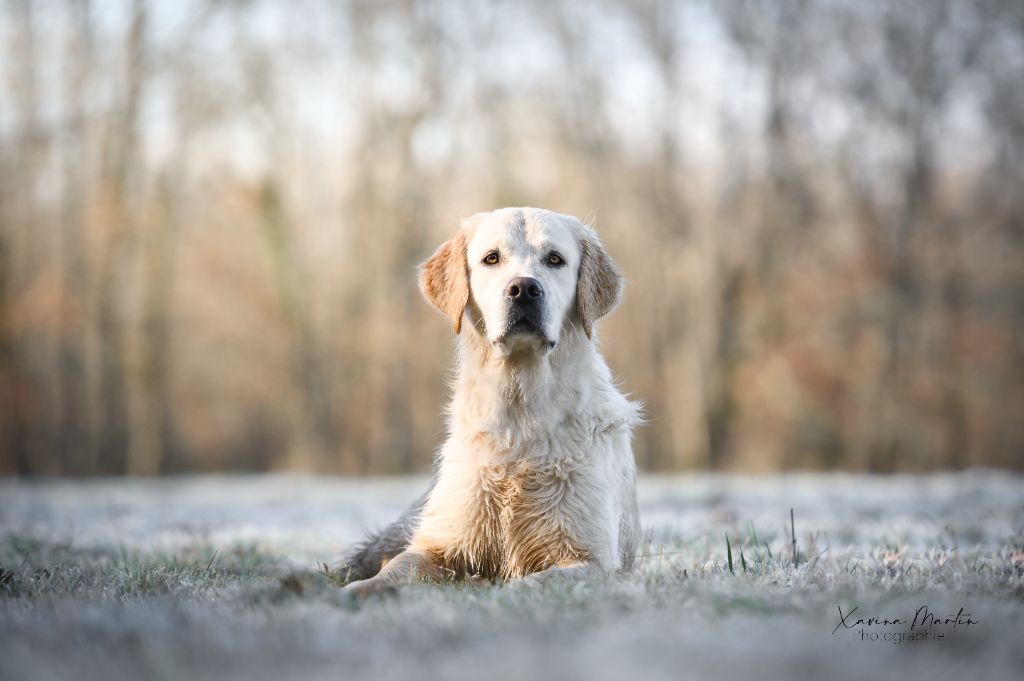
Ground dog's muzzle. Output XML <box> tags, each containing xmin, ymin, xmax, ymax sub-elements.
<box><xmin>498</xmin><ymin>276</ymin><xmax>553</xmax><ymax>348</ymax></box>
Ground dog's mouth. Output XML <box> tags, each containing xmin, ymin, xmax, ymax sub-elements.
<box><xmin>496</xmin><ymin>315</ymin><xmax>555</xmax><ymax>350</ymax></box>
<box><xmin>507</xmin><ymin>316</ymin><xmax>540</xmax><ymax>335</ymax></box>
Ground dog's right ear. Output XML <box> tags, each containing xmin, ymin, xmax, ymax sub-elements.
<box><xmin>418</xmin><ymin>230</ymin><xmax>470</xmax><ymax>334</ymax></box>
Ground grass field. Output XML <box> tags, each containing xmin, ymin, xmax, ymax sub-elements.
<box><xmin>1</xmin><ymin>472</ymin><xmax>1022</xmax><ymax>681</ymax></box>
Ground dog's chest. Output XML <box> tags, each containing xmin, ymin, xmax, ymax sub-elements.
<box><xmin>461</xmin><ymin>456</ymin><xmax>589</xmax><ymax>579</ymax></box>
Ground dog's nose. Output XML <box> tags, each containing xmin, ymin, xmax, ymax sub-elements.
<box><xmin>505</xmin><ymin>276</ymin><xmax>544</xmax><ymax>301</ymax></box>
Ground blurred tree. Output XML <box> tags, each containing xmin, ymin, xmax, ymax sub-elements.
<box><xmin>0</xmin><ymin>0</ymin><xmax>1020</xmax><ymax>475</ymax></box>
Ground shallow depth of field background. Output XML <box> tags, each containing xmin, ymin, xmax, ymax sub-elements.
<box><xmin>2</xmin><ymin>0</ymin><xmax>1022</xmax><ymax>477</ymax></box>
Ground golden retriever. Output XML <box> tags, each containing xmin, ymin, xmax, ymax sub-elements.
<box><xmin>341</xmin><ymin>207</ymin><xmax>640</xmax><ymax>594</ymax></box>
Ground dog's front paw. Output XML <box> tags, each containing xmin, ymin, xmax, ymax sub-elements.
<box><xmin>343</xmin><ymin>576</ymin><xmax>398</xmax><ymax>599</ymax></box>
<box><xmin>511</xmin><ymin>562</ymin><xmax>593</xmax><ymax>589</ymax></box>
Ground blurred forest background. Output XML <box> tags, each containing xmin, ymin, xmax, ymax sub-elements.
<box><xmin>1</xmin><ymin>0</ymin><xmax>1022</xmax><ymax>476</ymax></box>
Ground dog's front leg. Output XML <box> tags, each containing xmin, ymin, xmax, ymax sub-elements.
<box><xmin>342</xmin><ymin>549</ymin><xmax>445</xmax><ymax>597</ymax></box>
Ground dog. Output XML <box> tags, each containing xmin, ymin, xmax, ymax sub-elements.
<box><xmin>340</xmin><ymin>207</ymin><xmax>641</xmax><ymax>594</ymax></box>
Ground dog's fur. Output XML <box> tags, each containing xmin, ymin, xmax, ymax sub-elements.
<box><xmin>340</xmin><ymin>208</ymin><xmax>641</xmax><ymax>593</ymax></box>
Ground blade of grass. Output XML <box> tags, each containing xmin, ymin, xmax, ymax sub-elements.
<box><xmin>791</xmin><ymin>508</ymin><xmax>799</xmax><ymax>568</ymax></box>
<box><xmin>726</xmin><ymin>533</ymin><xmax>734</xmax><ymax>574</ymax></box>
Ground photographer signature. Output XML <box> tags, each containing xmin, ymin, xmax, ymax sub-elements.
<box><xmin>833</xmin><ymin>605</ymin><xmax>978</xmax><ymax>635</ymax></box>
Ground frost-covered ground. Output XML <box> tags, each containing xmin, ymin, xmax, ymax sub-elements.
<box><xmin>1</xmin><ymin>472</ymin><xmax>1022</xmax><ymax>681</ymax></box>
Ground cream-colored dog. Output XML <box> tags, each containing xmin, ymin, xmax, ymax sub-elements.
<box><xmin>341</xmin><ymin>207</ymin><xmax>641</xmax><ymax>594</ymax></box>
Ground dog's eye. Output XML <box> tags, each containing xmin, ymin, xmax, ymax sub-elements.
<box><xmin>482</xmin><ymin>251</ymin><xmax>500</xmax><ymax>266</ymax></box>
<box><xmin>546</xmin><ymin>252</ymin><xmax>565</xmax><ymax>267</ymax></box>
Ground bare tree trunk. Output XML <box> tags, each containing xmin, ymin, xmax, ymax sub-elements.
<box><xmin>55</xmin><ymin>0</ymin><xmax>95</xmax><ymax>475</ymax></box>
<box><xmin>127</xmin><ymin>172</ymin><xmax>179</xmax><ymax>475</ymax></box>
<box><xmin>258</xmin><ymin>182</ymin><xmax>337</xmax><ymax>470</ymax></box>
<box><xmin>93</xmin><ymin>0</ymin><xmax>148</xmax><ymax>474</ymax></box>
<box><xmin>2</xmin><ymin>0</ymin><xmax>43</xmax><ymax>475</ymax></box>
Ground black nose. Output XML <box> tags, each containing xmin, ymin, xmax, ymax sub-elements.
<box><xmin>505</xmin><ymin>276</ymin><xmax>544</xmax><ymax>301</ymax></box>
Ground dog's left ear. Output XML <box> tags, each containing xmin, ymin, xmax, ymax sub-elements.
<box><xmin>419</xmin><ymin>230</ymin><xmax>470</xmax><ymax>334</ymax></box>
<box><xmin>576</xmin><ymin>232</ymin><xmax>624</xmax><ymax>338</ymax></box>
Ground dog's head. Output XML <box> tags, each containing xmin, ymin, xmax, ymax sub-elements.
<box><xmin>419</xmin><ymin>208</ymin><xmax>623</xmax><ymax>355</ymax></box>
